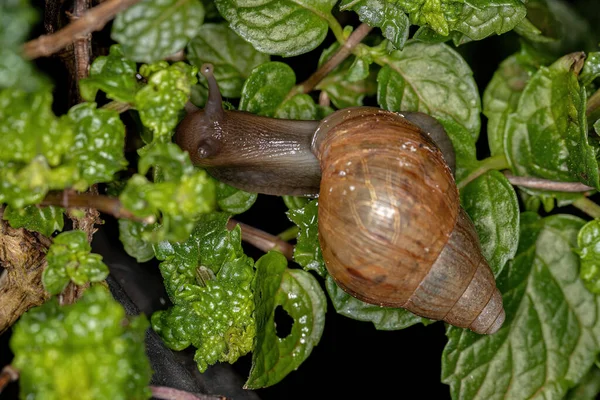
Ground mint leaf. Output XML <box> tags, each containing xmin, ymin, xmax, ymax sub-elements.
<box><xmin>339</xmin><ymin>0</ymin><xmax>410</xmax><ymax>49</ymax></box>
<box><xmin>79</xmin><ymin>45</ymin><xmax>140</xmax><ymax>103</ymax></box>
<box><xmin>326</xmin><ymin>275</ymin><xmax>431</xmax><ymax>330</ymax></box>
<box><xmin>135</xmin><ymin>61</ymin><xmax>198</xmax><ymax>140</ymax></box>
<box><xmin>118</xmin><ymin>219</ymin><xmax>155</xmax><ymax>263</ymax></box>
<box><xmin>275</xmin><ymin>94</ymin><xmax>319</xmax><ymax>120</ymax></box>
<box><xmin>316</xmin><ymin>43</ymin><xmax>377</xmax><ymax>109</ymax></box>
<box><xmin>581</xmin><ymin>52</ymin><xmax>600</xmax><ymax>86</ymax></box>
<box><xmin>483</xmin><ymin>54</ymin><xmax>535</xmax><ymax>156</ymax></box>
<box><xmin>111</xmin><ymin>0</ymin><xmax>205</xmax><ymax>63</ymax></box>
<box><xmin>566</xmin><ymin>366</ymin><xmax>600</xmax><ymax>400</ymax></box>
<box><xmin>286</xmin><ymin>200</ymin><xmax>326</xmax><ymax>277</ymax></box>
<box><xmin>0</xmin><ymin>48</ymin><xmax>49</xmax><ymax>92</ymax></box>
<box><xmin>4</xmin><ymin>205</ymin><xmax>64</xmax><ymax>237</ymax></box>
<box><xmin>216</xmin><ymin>181</ymin><xmax>257</xmax><ymax>214</ymax></box>
<box><xmin>187</xmin><ymin>23</ymin><xmax>270</xmax><ymax>98</ymax></box>
<box><xmin>461</xmin><ymin>170</ymin><xmax>520</xmax><ymax>277</ymax></box>
<box><xmin>239</xmin><ymin>62</ymin><xmax>296</xmax><ymax>116</ymax></box>
<box><xmin>42</xmin><ymin>230</ymin><xmax>109</xmax><ymax>295</ymax></box>
<box><xmin>282</xmin><ymin>196</ymin><xmax>311</xmax><ymax>210</ymax></box>
<box><xmin>65</xmin><ymin>103</ymin><xmax>128</xmax><ymax>185</ymax></box>
<box><xmin>11</xmin><ymin>286</ymin><xmax>151</xmax><ymax>400</ymax></box>
<box><xmin>453</xmin><ymin>0</ymin><xmax>526</xmax><ymax>41</ymax></box>
<box><xmin>577</xmin><ymin>219</ymin><xmax>600</xmax><ymax>294</ymax></box>
<box><xmin>246</xmin><ymin>252</ymin><xmax>326</xmax><ymax>389</ymax></box>
<box><xmin>0</xmin><ymin>0</ymin><xmax>37</xmax><ymax>47</ymax></box>
<box><xmin>215</xmin><ymin>0</ymin><xmax>337</xmax><ymax>57</ymax></box>
<box><xmin>505</xmin><ymin>52</ymin><xmax>600</xmax><ymax>191</ymax></box>
<box><xmin>436</xmin><ymin>117</ymin><xmax>477</xmax><ymax>182</ymax></box>
<box><xmin>442</xmin><ymin>213</ymin><xmax>600</xmax><ymax>400</ymax></box>
<box><xmin>376</xmin><ymin>41</ymin><xmax>481</xmax><ymax>140</ymax></box>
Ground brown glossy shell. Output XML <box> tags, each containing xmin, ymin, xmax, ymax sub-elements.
<box><xmin>313</xmin><ymin>108</ymin><xmax>504</xmax><ymax>334</ymax></box>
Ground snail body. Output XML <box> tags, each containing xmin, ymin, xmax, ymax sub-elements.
<box><xmin>176</xmin><ymin>64</ymin><xmax>505</xmax><ymax>334</ymax></box>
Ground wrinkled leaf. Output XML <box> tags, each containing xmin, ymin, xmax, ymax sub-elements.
<box><xmin>79</xmin><ymin>45</ymin><xmax>140</xmax><ymax>103</ymax></box>
<box><xmin>483</xmin><ymin>54</ymin><xmax>535</xmax><ymax>156</ymax></box>
<box><xmin>581</xmin><ymin>52</ymin><xmax>600</xmax><ymax>86</ymax></box>
<box><xmin>340</xmin><ymin>0</ymin><xmax>410</xmax><ymax>49</ymax></box>
<box><xmin>326</xmin><ymin>275</ymin><xmax>431</xmax><ymax>330</ymax></box>
<box><xmin>442</xmin><ymin>213</ymin><xmax>600</xmax><ymax>400</ymax></box>
<box><xmin>453</xmin><ymin>0</ymin><xmax>526</xmax><ymax>41</ymax></box>
<box><xmin>565</xmin><ymin>366</ymin><xmax>600</xmax><ymax>400</ymax></box>
<box><xmin>246</xmin><ymin>251</ymin><xmax>326</xmax><ymax>389</ymax></box>
<box><xmin>118</xmin><ymin>219</ymin><xmax>155</xmax><ymax>263</ymax></box>
<box><xmin>187</xmin><ymin>23</ymin><xmax>270</xmax><ymax>98</ymax></box>
<box><xmin>286</xmin><ymin>200</ymin><xmax>326</xmax><ymax>277</ymax></box>
<box><xmin>376</xmin><ymin>41</ymin><xmax>481</xmax><ymax>140</ymax></box>
<box><xmin>135</xmin><ymin>61</ymin><xmax>198</xmax><ymax>141</ymax></box>
<box><xmin>215</xmin><ymin>0</ymin><xmax>337</xmax><ymax>57</ymax></box>
<box><xmin>239</xmin><ymin>62</ymin><xmax>296</xmax><ymax>116</ymax></box>
<box><xmin>577</xmin><ymin>219</ymin><xmax>600</xmax><ymax>294</ymax></box>
<box><xmin>461</xmin><ymin>170</ymin><xmax>520</xmax><ymax>277</ymax></box>
<box><xmin>505</xmin><ymin>52</ymin><xmax>600</xmax><ymax>190</ymax></box>
<box><xmin>216</xmin><ymin>181</ymin><xmax>257</xmax><ymax>214</ymax></box>
<box><xmin>3</xmin><ymin>205</ymin><xmax>64</xmax><ymax>237</ymax></box>
<box><xmin>42</xmin><ymin>230</ymin><xmax>109</xmax><ymax>294</ymax></box>
<box><xmin>11</xmin><ymin>286</ymin><xmax>151</xmax><ymax>400</ymax></box>
<box><xmin>275</xmin><ymin>94</ymin><xmax>319</xmax><ymax>120</ymax></box>
<box><xmin>112</xmin><ymin>0</ymin><xmax>205</xmax><ymax>63</ymax></box>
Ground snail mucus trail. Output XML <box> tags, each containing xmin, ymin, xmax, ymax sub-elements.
<box><xmin>175</xmin><ymin>63</ymin><xmax>505</xmax><ymax>335</ymax></box>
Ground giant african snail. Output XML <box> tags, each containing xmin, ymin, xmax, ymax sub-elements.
<box><xmin>176</xmin><ymin>64</ymin><xmax>505</xmax><ymax>335</ymax></box>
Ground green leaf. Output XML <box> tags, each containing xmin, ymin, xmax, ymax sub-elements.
<box><xmin>339</xmin><ymin>0</ymin><xmax>410</xmax><ymax>49</ymax></box>
<box><xmin>65</xmin><ymin>103</ymin><xmax>128</xmax><ymax>185</ymax></box>
<box><xmin>452</xmin><ymin>0</ymin><xmax>527</xmax><ymax>41</ymax></box>
<box><xmin>239</xmin><ymin>62</ymin><xmax>296</xmax><ymax>116</ymax></box>
<box><xmin>461</xmin><ymin>170</ymin><xmax>520</xmax><ymax>277</ymax></box>
<box><xmin>326</xmin><ymin>275</ymin><xmax>431</xmax><ymax>330</ymax></box>
<box><xmin>274</xmin><ymin>94</ymin><xmax>319</xmax><ymax>120</ymax></box>
<box><xmin>135</xmin><ymin>61</ymin><xmax>198</xmax><ymax>141</ymax></box>
<box><xmin>442</xmin><ymin>213</ymin><xmax>600</xmax><ymax>400</ymax></box>
<box><xmin>246</xmin><ymin>252</ymin><xmax>326</xmax><ymax>389</ymax></box>
<box><xmin>118</xmin><ymin>219</ymin><xmax>155</xmax><ymax>263</ymax></box>
<box><xmin>286</xmin><ymin>200</ymin><xmax>326</xmax><ymax>277</ymax></box>
<box><xmin>0</xmin><ymin>48</ymin><xmax>49</xmax><ymax>92</ymax></box>
<box><xmin>0</xmin><ymin>0</ymin><xmax>38</xmax><ymax>47</ymax></box>
<box><xmin>282</xmin><ymin>195</ymin><xmax>311</xmax><ymax>210</ymax></box>
<box><xmin>216</xmin><ymin>181</ymin><xmax>257</xmax><ymax>214</ymax></box>
<box><xmin>566</xmin><ymin>366</ymin><xmax>600</xmax><ymax>400</ymax></box>
<box><xmin>316</xmin><ymin>44</ymin><xmax>377</xmax><ymax>109</ymax></box>
<box><xmin>3</xmin><ymin>205</ymin><xmax>64</xmax><ymax>237</ymax></box>
<box><xmin>376</xmin><ymin>41</ymin><xmax>481</xmax><ymax>140</ymax></box>
<box><xmin>119</xmin><ymin>144</ymin><xmax>216</xmax><ymax>243</ymax></box>
<box><xmin>214</xmin><ymin>0</ymin><xmax>337</xmax><ymax>57</ymax></box>
<box><xmin>187</xmin><ymin>23</ymin><xmax>270</xmax><ymax>98</ymax></box>
<box><xmin>435</xmin><ymin>116</ymin><xmax>477</xmax><ymax>181</ymax></box>
<box><xmin>111</xmin><ymin>0</ymin><xmax>205</xmax><ymax>63</ymax></box>
<box><xmin>505</xmin><ymin>52</ymin><xmax>600</xmax><ymax>191</ymax></box>
<box><xmin>483</xmin><ymin>54</ymin><xmax>535</xmax><ymax>157</ymax></box>
<box><xmin>79</xmin><ymin>45</ymin><xmax>140</xmax><ymax>103</ymax></box>
<box><xmin>151</xmin><ymin>215</ymin><xmax>255</xmax><ymax>372</ymax></box>
<box><xmin>42</xmin><ymin>230</ymin><xmax>109</xmax><ymax>295</ymax></box>
<box><xmin>577</xmin><ymin>219</ymin><xmax>600</xmax><ymax>294</ymax></box>
<box><xmin>580</xmin><ymin>52</ymin><xmax>600</xmax><ymax>86</ymax></box>
<box><xmin>10</xmin><ymin>286</ymin><xmax>151</xmax><ymax>400</ymax></box>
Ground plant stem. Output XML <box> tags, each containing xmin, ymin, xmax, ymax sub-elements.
<box><xmin>277</xmin><ymin>226</ymin><xmax>299</xmax><ymax>242</ymax></box>
<box><xmin>0</xmin><ymin>365</ymin><xmax>19</xmax><ymax>394</ymax></box>
<box><xmin>150</xmin><ymin>385</ymin><xmax>226</xmax><ymax>400</ymax></box>
<box><xmin>40</xmin><ymin>191</ymin><xmax>153</xmax><ymax>223</ymax></box>
<box><xmin>325</xmin><ymin>14</ymin><xmax>346</xmax><ymax>44</ymax></box>
<box><xmin>298</xmin><ymin>22</ymin><xmax>373</xmax><ymax>94</ymax></box>
<box><xmin>503</xmin><ymin>172</ymin><xmax>595</xmax><ymax>192</ymax></box>
<box><xmin>456</xmin><ymin>155</ymin><xmax>510</xmax><ymax>190</ymax></box>
<box><xmin>101</xmin><ymin>100</ymin><xmax>132</xmax><ymax>113</ymax></box>
<box><xmin>227</xmin><ymin>220</ymin><xmax>294</xmax><ymax>261</ymax></box>
<box><xmin>573</xmin><ymin>197</ymin><xmax>600</xmax><ymax>219</ymax></box>
<box><xmin>22</xmin><ymin>0</ymin><xmax>141</xmax><ymax>59</ymax></box>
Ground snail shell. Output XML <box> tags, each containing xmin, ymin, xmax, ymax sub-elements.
<box><xmin>175</xmin><ymin>64</ymin><xmax>505</xmax><ymax>334</ymax></box>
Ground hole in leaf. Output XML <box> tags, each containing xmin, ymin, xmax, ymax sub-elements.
<box><xmin>274</xmin><ymin>306</ymin><xmax>293</xmax><ymax>338</ymax></box>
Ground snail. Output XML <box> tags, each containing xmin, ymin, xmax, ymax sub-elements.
<box><xmin>176</xmin><ymin>64</ymin><xmax>505</xmax><ymax>335</ymax></box>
